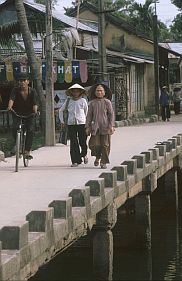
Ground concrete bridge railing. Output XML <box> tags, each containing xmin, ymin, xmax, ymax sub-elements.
<box><xmin>0</xmin><ymin>133</ymin><xmax>182</xmax><ymax>280</ymax></box>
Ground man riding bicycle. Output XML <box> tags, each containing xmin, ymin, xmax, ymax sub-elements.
<box><xmin>8</xmin><ymin>73</ymin><xmax>38</xmax><ymax>159</ymax></box>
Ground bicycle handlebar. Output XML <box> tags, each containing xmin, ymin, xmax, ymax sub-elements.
<box><xmin>10</xmin><ymin>108</ymin><xmax>36</xmax><ymax>119</ymax></box>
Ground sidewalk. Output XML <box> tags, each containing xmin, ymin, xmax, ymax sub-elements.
<box><xmin>0</xmin><ymin>112</ymin><xmax>182</xmax><ymax>228</ymax></box>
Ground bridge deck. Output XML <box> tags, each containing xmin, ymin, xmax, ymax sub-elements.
<box><xmin>0</xmin><ymin>115</ymin><xmax>182</xmax><ymax>227</ymax></box>
<box><xmin>0</xmin><ymin>113</ymin><xmax>182</xmax><ymax>280</ymax></box>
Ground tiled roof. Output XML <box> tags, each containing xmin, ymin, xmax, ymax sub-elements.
<box><xmin>24</xmin><ymin>0</ymin><xmax>97</xmax><ymax>33</ymax></box>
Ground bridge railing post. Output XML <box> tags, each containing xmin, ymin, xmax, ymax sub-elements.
<box><xmin>92</xmin><ymin>203</ymin><xmax>117</xmax><ymax>281</ymax></box>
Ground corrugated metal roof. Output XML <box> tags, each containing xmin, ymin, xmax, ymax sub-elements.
<box><xmin>17</xmin><ymin>39</ymin><xmax>42</xmax><ymax>54</ymax></box>
<box><xmin>168</xmin><ymin>43</ymin><xmax>182</xmax><ymax>55</ymax></box>
<box><xmin>24</xmin><ymin>0</ymin><xmax>97</xmax><ymax>33</ymax></box>
<box><xmin>159</xmin><ymin>42</ymin><xmax>182</xmax><ymax>56</ymax></box>
<box><xmin>107</xmin><ymin>50</ymin><xmax>154</xmax><ymax>64</ymax></box>
<box><xmin>79</xmin><ymin>19</ymin><xmax>98</xmax><ymax>31</ymax></box>
<box><xmin>76</xmin><ymin>46</ymin><xmax>154</xmax><ymax>64</ymax></box>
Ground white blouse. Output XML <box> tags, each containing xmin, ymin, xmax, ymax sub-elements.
<box><xmin>59</xmin><ymin>97</ymin><xmax>88</xmax><ymax>125</ymax></box>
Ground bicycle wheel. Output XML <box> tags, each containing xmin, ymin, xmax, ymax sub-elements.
<box><xmin>15</xmin><ymin>131</ymin><xmax>21</xmax><ymax>172</ymax></box>
<box><xmin>22</xmin><ymin>132</ymin><xmax>29</xmax><ymax>167</ymax></box>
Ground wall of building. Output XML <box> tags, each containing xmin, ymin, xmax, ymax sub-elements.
<box><xmin>105</xmin><ymin>22</ymin><xmax>153</xmax><ymax>55</ymax></box>
<box><xmin>144</xmin><ymin>64</ymin><xmax>155</xmax><ymax>114</ymax></box>
<box><xmin>77</xmin><ymin>10</ymin><xmax>98</xmax><ymax>22</ymax></box>
<box><xmin>78</xmin><ymin>8</ymin><xmax>156</xmax><ymax>117</ymax></box>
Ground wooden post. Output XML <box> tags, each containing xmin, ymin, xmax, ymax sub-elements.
<box><xmin>153</xmin><ymin>1</ymin><xmax>159</xmax><ymax>117</ymax></box>
<box><xmin>98</xmin><ymin>0</ymin><xmax>107</xmax><ymax>82</ymax></box>
<box><xmin>45</xmin><ymin>0</ymin><xmax>55</xmax><ymax>145</ymax></box>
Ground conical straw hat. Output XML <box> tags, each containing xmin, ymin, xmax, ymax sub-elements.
<box><xmin>66</xmin><ymin>83</ymin><xmax>86</xmax><ymax>96</ymax></box>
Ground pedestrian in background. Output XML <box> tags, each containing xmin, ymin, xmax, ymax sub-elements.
<box><xmin>85</xmin><ymin>83</ymin><xmax>115</xmax><ymax>169</ymax></box>
<box><xmin>159</xmin><ymin>85</ymin><xmax>171</xmax><ymax>121</ymax></box>
<box><xmin>0</xmin><ymin>93</ymin><xmax>2</xmax><ymax>109</ymax></box>
<box><xmin>59</xmin><ymin>83</ymin><xmax>88</xmax><ymax>167</ymax></box>
<box><xmin>0</xmin><ymin>93</ymin><xmax>2</xmax><ymax>104</ymax></box>
<box><xmin>173</xmin><ymin>87</ymin><xmax>181</xmax><ymax>115</ymax></box>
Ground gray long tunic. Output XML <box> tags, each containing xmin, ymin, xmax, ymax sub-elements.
<box><xmin>85</xmin><ymin>98</ymin><xmax>115</xmax><ymax>135</ymax></box>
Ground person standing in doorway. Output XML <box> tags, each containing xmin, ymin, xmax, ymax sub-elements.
<box><xmin>159</xmin><ymin>85</ymin><xmax>171</xmax><ymax>121</ymax></box>
<box><xmin>85</xmin><ymin>83</ymin><xmax>115</xmax><ymax>169</ymax></box>
<box><xmin>59</xmin><ymin>83</ymin><xmax>88</xmax><ymax>167</ymax></box>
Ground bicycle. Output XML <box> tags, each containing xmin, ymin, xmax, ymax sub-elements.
<box><xmin>10</xmin><ymin>109</ymin><xmax>35</xmax><ymax>172</ymax></box>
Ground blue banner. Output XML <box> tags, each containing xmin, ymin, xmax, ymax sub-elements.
<box><xmin>0</xmin><ymin>60</ymin><xmax>87</xmax><ymax>83</ymax></box>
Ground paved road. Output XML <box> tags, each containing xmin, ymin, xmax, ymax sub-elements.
<box><xmin>0</xmin><ymin>114</ymin><xmax>182</xmax><ymax>228</ymax></box>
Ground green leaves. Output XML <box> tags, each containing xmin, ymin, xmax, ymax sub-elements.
<box><xmin>171</xmin><ymin>0</ymin><xmax>182</xmax><ymax>10</ymax></box>
<box><xmin>34</xmin><ymin>0</ymin><xmax>58</xmax><ymax>8</ymax></box>
<box><xmin>170</xmin><ymin>14</ymin><xmax>182</xmax><ymax>41</ymax></box>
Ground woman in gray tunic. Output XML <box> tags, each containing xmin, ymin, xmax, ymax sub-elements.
<box><xmin>85</xmin><ymin>83</ymin><xmax>115</xmax><ymax>169</ymax></box>
<box><xmin>173</xmin><ymin>87</ymin><xmax>181</xmax><ymax>115</ymax></box>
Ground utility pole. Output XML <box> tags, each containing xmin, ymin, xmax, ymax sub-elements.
<box><xmin>74</xmin><ymin>0</ymin><xmax>80</xmax><ymax>59</ymax></box>
<box><xmin>45</xmin><ymin>0</ymin><xmax>55</xmax><ymax>145</ymax></box>
<box><xmin>153</xmin><ymin>0</ymin><xmax>160</xmax><ymax>117</ymax></box>
<box><xmin>98</xmin><ymin>0</ymin><xmax>107</xmax><ymax>82</ymax></box>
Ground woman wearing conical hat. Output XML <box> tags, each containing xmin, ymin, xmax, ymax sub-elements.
<box><xmin>59</xmin><ymin>83</ymin><xmax>88</xmax><ymax>167</ymax></box>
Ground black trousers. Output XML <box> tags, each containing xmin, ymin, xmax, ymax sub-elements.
<box><xmin>68</xmin><ymin>124</ymin><xmax>87</xmax><ymax>164</ymax></box>
<box><xmin>12</xmin><ymin>115</ymin><xmax>35</xmax><ymax>151</ymax></box>
<box><xmin>174</xmin><ymin>102</ymin><xmax>180</xmax><ymax>114</ymax></box>
<box><xmin>161</xmin><ymin>105</ymin><xmax>170</xmax><ymax>121</ymax></box>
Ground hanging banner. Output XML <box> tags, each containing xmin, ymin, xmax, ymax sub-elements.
<box><xmin>20</xmin><ymin>62</ymin><xmax>28</xmax><ymax>73</ymax></box>
<box><xmin>53</xmin><ymin>61</ymin><xmax>57</xmax><ymax>83</ymax></box>
<box><xmin>72</xmin><ymin>60</ymin><xmax>80</xmax><ymax>79</ymax></box>
<box><xmin>64</xmin><ymin>60</ymin><xmax>72</xmax><ymax>83</ymax></box>
<box><xmin>57</xmin><ymin>61</ymin><xmax>64</xmax><ymax>83</ymax></box>
<box><xmin>0</xmin><ymin>62</ymin><xmax>6</xmax><ymax>81</ymax></box>
<box><xmin>5</xmin><ymin>62</ymin><xmax>14</xmax><ymax>81</ymax></box>
<box><xmin>0</xmin><ymin>60</ymin><xmax>88</xmax><ymax>83</ymax></box>
<box><xmin>13</xmin><ymin>62</ymin><xmax>21</xmax><ymax>80</ymax></box>
<box><xmin>80</xmin><ymin>60</ymin><xmax>88</xmax><ymax>83</ymax></box>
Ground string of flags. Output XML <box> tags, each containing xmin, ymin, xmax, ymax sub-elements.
<box><xmin>0</xmin><ymin>60</ymin><xmax>88</xmax><ymax>83</ymax></box>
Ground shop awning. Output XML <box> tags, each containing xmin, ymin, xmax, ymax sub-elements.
<box><xmin>107</xmin><ymin>50</ymin><xmax>154</xmax><ymax>64</ymax></box>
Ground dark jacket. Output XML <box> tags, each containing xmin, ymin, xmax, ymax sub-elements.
<box><xmin>160</xmin><ymin>90</ymin><xmax>170</xmax><ymax>106</ymax></box>
<box><xmin>10</xmin><ymin>87</ymin><xmax>38</xmax><ymax>116</ymax></box>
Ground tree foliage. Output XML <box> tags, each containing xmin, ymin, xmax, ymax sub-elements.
<box><xmin>158</xmin><ymin>22</ymin><xmax>172</xmax><ymax>42</ymax></box>
<box><xmin>14</xmin><ymin>0</ymin><xmax>46</xmax><ymax>132</ymax></box>
<box><xmin>171</xmin><ymin>0</ymin><xmax>182</xmax><ymax>9</ymax></box>
<box><xmin>65</xmin><ymin>0</ymin><xmax>172</xmax><ymax>41</ymax></box>
<box><xmin>170</xmin><ymin>14</ymin><xmax>182</xmax><ymax>41</ymax></box>
<box><xmin>170</xmin><ymin>0</ymin><xmax>182</xmax><ymax>41</ymax></box>
<box><xmin>126</xmin><ymin>0</ymin><xmax>154</xmax><ymax>38</ymax></box>
<box><xmin>34</xmin><ymin>0</ymin><xmax>58</xmax><ymax>8</ymax></box>
<box><xmin>65</xmin><ymin>0</ymin><xmax>134</xmax><ymax>17</ymax></box>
